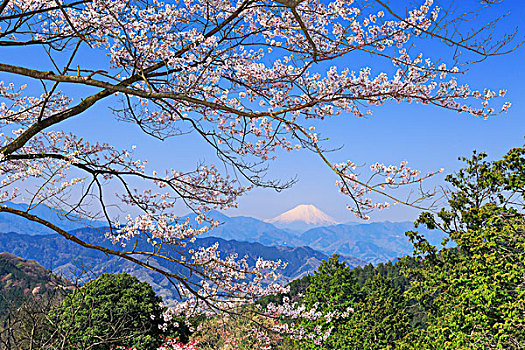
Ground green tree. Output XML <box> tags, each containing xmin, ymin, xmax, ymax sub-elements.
<box><xmin>47</xmin><ymin>273</ymin><xmax>169</xmax><ymax>350</ymax></box>
<box><xmin>346</xmin><ymin>274</ymin><xmax>412</xmax><ymax>350</ymax></box>
<box><xmin>298</xmin><ymin>255</ymin><xmax>413</xmax><ymax>349</ymax></box>
<box><xmin>403</xmin><ymin>147</ymin><xmax>525</xmax><ymax>349</ymax></box>
<box><xmin>290</xmin><ymin>145</ymin><xmax>525</xmax><ymax>349</ymax></box>
<box><xmin>302</xmin><ymin>255</ymin><xmax>360</xmax><ymax>312</ymax></box>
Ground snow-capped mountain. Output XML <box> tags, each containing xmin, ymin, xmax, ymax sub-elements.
<box><xmin>266</xmin><ymin>204</ymin><xmax>340</xmax><ymax>232</ymax></box>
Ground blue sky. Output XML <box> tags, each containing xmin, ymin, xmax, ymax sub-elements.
<box><xmin>2</xmin><ymin>0</ymin><xmax>524</xmax><ymax>223</ymax></box>
<box><xmin>227</xmin><ymin>0</ymin><xmax>525</xmax><ymax>222</ymax></box>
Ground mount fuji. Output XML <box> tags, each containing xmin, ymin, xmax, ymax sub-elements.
<box><xmin>265</xmin><ymin>204</ymin><xmax>340</xmax><ymax>232</ymax></box>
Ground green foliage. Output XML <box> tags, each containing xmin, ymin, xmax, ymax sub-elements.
<box><xmin>404</xmin><ymin>146</ymin><xmax>525</xmax><ymax>349</ymax></box>
<box><xmin>292</xmin><ymin>145</ymin><xmax>525</xmax><ymax>350</ymax></box>
<box><xmin>0</xmin><ymin>252</ymin><xmax>69</xmax><ymax>319</ymax></box>
<box><xmin>303</xmin><ymin>255</ymin><xmax>359</xmax><ymax>308</ymax></box>
<box><xmin>297</xmin><ymin>255</ymin><xmax>413</xmax><ymax>349</ymax></box>
<box><xmin>345</xmin><ymin>274</ymin><xmax>412</xmax><ymax>350</ymax></box>
<box><xmin>47</xmin><ymin>273</ymin><xmax>169</xmax><ymax>350</ymax></box>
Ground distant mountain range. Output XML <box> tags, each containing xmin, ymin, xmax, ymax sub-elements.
<box><xmin>0</xmin><ymin>230</ymin><xmax>364</xmax><ymax>303</ymax></box>
<box><xmin>0</xmin><ymin>202</ymin><xmax>445</xmax><ymax>265</ymax></box>
<box><xmin>299</xmin><ymin>222</ymin><xmax>446</xmax><ymax>264</ymax></box>
<box><xmin>0</xmin><ymin>202</ymin><xmax>106</xmax><ymax>235</ymax></box>
<box><xmin>0</xmin><ymin>202</ymin><xmax>447</xmax><ymax>302</ymax></box>
<box><xmin>184</xmin><ymin>205</ymin><xmax>445</xmax><ymax>264</ymax></box>
<box><xmin>186</xmin><ymin>210</ymin><xmax>302</xmax><ymax>247</ymax></box>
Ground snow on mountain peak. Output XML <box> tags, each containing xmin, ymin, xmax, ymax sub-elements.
<box><xmin>266</xmin><ymin>204</ymin><xmax>339</xmax><ymax>226</ymax></box>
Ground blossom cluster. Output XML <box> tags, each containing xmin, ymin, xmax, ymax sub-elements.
<box><xmin>168</xmin><ymin>242</ymin><xmax>288</xmax><ymax>318</ymax></box>
<box><xmin>334</xmin><ymin>160</ymin><xmax>444</xmax><ymax>219</ymax></box>
<box><xmin>258</xmin><ymin>297</ymin><xmax>354</xmax><ymax>346</ymax></box>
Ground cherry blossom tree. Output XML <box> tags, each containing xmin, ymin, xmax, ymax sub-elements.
<box><xmin>0</xmin><ymin>0</ymin><xmax>518</xmax><ymax>321</ymax></box>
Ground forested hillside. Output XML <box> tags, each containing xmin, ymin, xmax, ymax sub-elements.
<box><xmin>262</xmin><ymin>147</ymin><xmax>525</xmax><ymax>349</ymax></box>
<box><xmin>0</xmin><ymin>253</ymin><xmax>73</xmax><ymax>317</ymax></box>
<box><xmin>0</xmin><ymin>230</ymin><xmax>364</xmax><ymax>303</ymax></box>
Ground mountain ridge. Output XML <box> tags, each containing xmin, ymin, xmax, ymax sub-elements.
<box><xmin>0</xmin><ymin>252</ymin><xmax>74</xmax><ymax>316</ymax></box>
<box><xmin>0</xmin><ymin>201</ymin><xmax>107</xmax><ymax>235</ymax></box>
<box><xmin>0</xmin><ymin>229</ymin><xmax>366</xmax><ymax>303</ymax></box>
